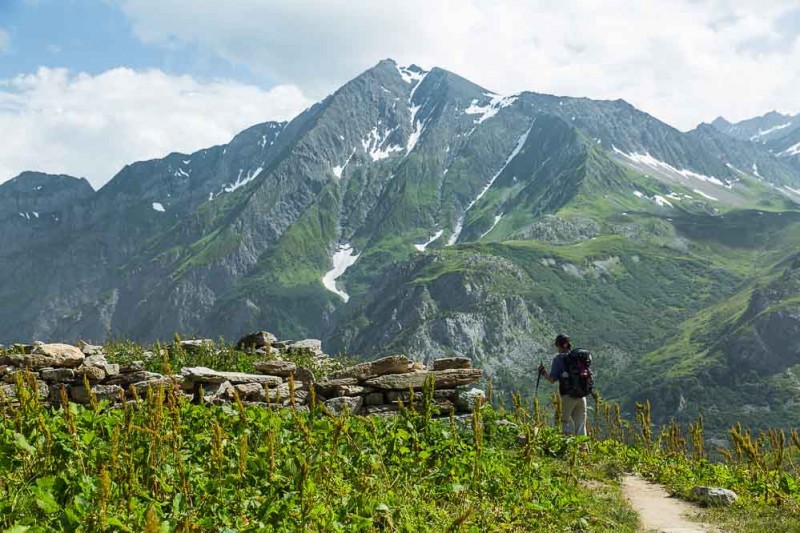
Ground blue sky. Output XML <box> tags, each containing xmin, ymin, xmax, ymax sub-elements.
<box><xmin>0</xmin><ymin>0</ymin><xmax>259</xmax><ymax>84</ymax></box>
<box><xmin>1</xmin><ymin>0</ymin><xmax>799</xmax><ymax>187</ymax></box>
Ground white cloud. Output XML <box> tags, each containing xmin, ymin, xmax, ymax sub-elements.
<box><xmin>116</xmin><ymin>0</ymin><xmax>800</xmax><ymax>130</ymax></box>
<box><xmin>0</xmin><ymin>67</ymin><xmax>310</xmax><ymax>187</ymax></box>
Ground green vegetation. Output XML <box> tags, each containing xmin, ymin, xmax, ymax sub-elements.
<box><xmin>1</xmin><ymin>343</ymin><xmax>798</xmax><ymax>531</ymax></box>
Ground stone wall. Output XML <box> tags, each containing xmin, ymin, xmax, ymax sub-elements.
<box><xmin>0</xmin><ymin>336</ymin><xmax>485</xmax><ymax>417</ymax></box>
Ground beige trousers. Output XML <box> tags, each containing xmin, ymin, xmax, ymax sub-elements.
<box><xmin>560</xmin><ymin>395</ymin><xmax>587</xmax><ymax>436</ymax></box>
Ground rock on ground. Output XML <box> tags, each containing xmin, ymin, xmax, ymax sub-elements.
<box><xmin>691</xmin><ymin>486</ymin><xmax>738</xmax><ymax>507</ymax></box>
<box><xmin>364</xmin><ymin>368</ymin><xmax>483</xmax><ymax>390</ymax></box>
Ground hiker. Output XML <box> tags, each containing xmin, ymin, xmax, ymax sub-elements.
<box><xmin>537</xmin><ymin>334</ymin><xmax>593</xmax><ymax>436</ymax></box>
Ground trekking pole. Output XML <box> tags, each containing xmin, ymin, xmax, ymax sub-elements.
<box><xmin>535</xmin><ymin>360</ymin><xmax>543</xmax><ymax>396</ymax></box>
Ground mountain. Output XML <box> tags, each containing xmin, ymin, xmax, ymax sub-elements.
<box><xmin>2</xmin><ymin>59</ymin><xmax>800</xmax><ymax>432</ymax></box>
<box><xmin>712</xmin><ymin>111</ymin><xmax>800</xmax><ymax>176</ymax></box>
<box><xmin>711</xmin><ymin>111</ymin><xmax>799</xmax><ymax>144</ymax></box>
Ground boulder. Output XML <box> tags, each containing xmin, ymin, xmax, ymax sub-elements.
<box><xmin>0</xmin><ymin>380</ymin><xmax>48</xmax><ymax>400</ymax></box>
<box><xmin>295</xmin><ymin>367</ymin><xmax>316</xmax><ymax>384</ymax></box>
<box><xmin>253</xmin><ymin>360</ymin><xmax>297</xmax><ymax>377</ymax></box>
<box><xmin>365</xmin><ymin>392</ymin><xmax>385</xmax><ymax>406</ymax></box>
<box><xmin>176</xmin><ymin>339</ymin><xmax>214</xmax><ymax>354</ymax></box>
<box><xmin>271</xmin><ymin>340</ymin><xmax>292</xmax><ymax>350</ymax></box>
<box><xmin>327</xmin><ymin>355</ymin><xmax>411</xmax><ymax>382</ymax></box>
<box><xmin>32</xmin><ymin>343</ymin><xmax>85</xmax><ymax>367</ymax></box>
<box><xmin>364</xmin><ymin>404</ymin><xmax>400</xmax><ymax>416</ymax></box>
<box><xmin>433</xmin><ymin>357</ymin><xmax>472</xmax><ymax>371</ymax></box>
<box><xmin>691</xmin><ymin>487</ymin><xmax>738</xmax><ymax>507</ymax></box>
<box><xmin>39</xmin><ymin>368</ymin><xmax>75</xmax><ymax>382</ymax></box>
<box><xmin>71</xmin><ymin>384</ymin><xmax>123</xmax><ymax>403</ymax></box>
<box><xmin>2</xmin><ymin>369</ymin><xmax>27</xmax><ymax>383</ymax></box>
<box><xmin>83</xmin><ymin>355</ymin><xmax>120</xmax><ymax>377</ymax></box>
<box><xmin>2</xmin><ymin>343</ymin><xmax>85</xmax><ymax>369</ymax></box>
<box><xmin>313</xmin><ymin>377</ymin><xmax>360</xmax><ymax>397</ymax></box>
<box><xmin>132</xmin><ymin>377</ymin><xmax>175</xmax><ymax>394</ymax></box>
<box><xmin>193</xmin><ymin>381</ymin><xmax>234</xmax><ymax>403</ymax></box>
<box><xmin>266</xmin><ymin>383</ymin><xmax>292</xmax><ymax>403</ymax></box>
<box><xmin>386</xmin><ymin>389</ymin><xmax>458</xmax><ymax>404</ymax></box>
<box><xmin>364</xmin><ymin>368</ymin><xmax>483</xmax><ymax>390</ymax></box>
<box><xmin>232</xmin><ymin>383</ymin><xmax>266</xmax><ymax>402</ymax></box>
<box><xmin>180</xmin><ymin>367</ymin><xmax>282</xmax><ymax>386</ymax></box>
<box><xmin>236</xmin><ymin>331</ymin><xmax>278</xmax><ymax>351</ymax></box>
<box><xmin>324</xmin><ymin>396</ymin><xmax>363</xmax><ymax>415</ymax></box>
<box><xmin>457</xmin><ymin>388</ymin><xmax>486</xmax><ymax>412</ymax></box>
<box><xmin>119</xmin><ymin>362</ymin><xmax>145</xmax><ymax>373</ymax></box>
<box><xmin>287</xmin><ymin>339</ymin><xmax>322</xmax><ymax>352</ymax></box>
<box><xmin>77</xmin><ymin>341</ymin><xmax>104</xmax><ymax>356</ymax></box>
<box><xmin>105</xmin><ymin>371</ymin><xmax>163</xmax><ymax>387</ymax></box>
<box><xmin>74</xmin><ymin>365</ymin><xmax>106</xmax><ymax>382</ymax></box>
<box><xmin>283</xmin><ymin>339</ymin><xmax>325</xmax><ymax>358</ymax></box>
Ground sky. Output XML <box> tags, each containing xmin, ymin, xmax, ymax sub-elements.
<box><xmin>1</xmin><ymin>0</ymin><xmax>799</xmax><ymax>187</ymax></box>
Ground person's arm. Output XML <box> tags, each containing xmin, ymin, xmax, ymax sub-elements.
<box><xmin>538</xmin><ymin>357</ymin><xmax>560</xmax><ymax>384</ymax></box>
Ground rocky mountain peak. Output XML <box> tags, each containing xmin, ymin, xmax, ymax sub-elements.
<box><xmin>0</xmin><ymin>171</ymin><xmax>94</xmax><ymax>221</ymax></box>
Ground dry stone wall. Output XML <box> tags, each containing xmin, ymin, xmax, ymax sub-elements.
<box><xmin>0</xmin><ymin>334</ymin><xmax>485</xmax><ymax>417</ymax></box>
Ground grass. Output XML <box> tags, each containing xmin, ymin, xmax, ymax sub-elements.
<box><xmin>1</xmin><ymin>342</ymin><xmax>799</xmax><ymax>531</ymax></box>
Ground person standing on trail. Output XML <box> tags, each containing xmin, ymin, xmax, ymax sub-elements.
<box><xmin>538</xmin><ymin>334</ymin><xmax>593</xmax><ymax>436</ymax></box>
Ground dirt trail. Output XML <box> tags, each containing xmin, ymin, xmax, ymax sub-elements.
<box><xmin>622</xmin><ymin>475</ymin><xmax>718</xmax><ymax>533</ymax></box>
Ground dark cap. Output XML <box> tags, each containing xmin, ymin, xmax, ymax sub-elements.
<box><xmin>554</xmin><ymin>334</ymin><xmax>571</xmax><ymax>347</ymax></box>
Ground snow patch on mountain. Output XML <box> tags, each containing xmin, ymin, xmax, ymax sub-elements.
<box><xmin>633</xmin><ymin>190</ymin><xmax>674</xmax><ymax>208</ymax></box>
<box><xmin>693</xmin><ymin>189</ymin><xmax>718</xmax><ymax>201</ymax></box>
<box><xmin>448</xmin><ymin>125</ymin><xmax>532</xmax><ymax>246</ymax></box>
<box><xmin>652</xmin><ymin>195</ymin><xmax>673</xmax><ymax>208</ymax></box>
<box><xmin>480</xmin><ymin>214</ymin><xmax>503</xmax><ymax>238</ymax></box>
<box><xmin>750</xmin><ymin>121</ymin><xmax>793</xmax><ymax>142</ymax></box>
<box><xmin>361</xmin><ymin>128</ymin><xmax>402</xmax><ymax>161</ymax></box>
<box><xmin>464</xmin><ymin>93</ymin><xmax>518</xmax><ymax>125</ymax></box>
<box><xmin>414</xmin><ymin>230</ymin><xmax>444</xmax><ymax>252</ymax></box>
<box><xmin>322</xmin><ymin>244</ymin><xmax>360</xmax><ymax>302</ymax></box>
<box><xmin>784</xmin><ymin>185</ymin><xmax>800</xmax><ymax>196</ymax></box>
<box><xmin>613</xmin><ymin>148</ymin><xmax>729</xmax><ymax>187</ymax></box>
<box><xmin>396</xmin><ymin>64</ymin><xmax>426</xmax><ymax>86</ymax></box>
<box><xmin>152</xmin><ymin>202</ymin><xmax>166</xmax><ymax>212</ymax></box>
<box><xmin>222</xmin><ymin>167</ymin><xmax>264</xmax><ymax>194</ymax></box>
<box><xmin>782</xmin><ymin>141</ymin><xmax>800</xmax><ymax>156</ymax></box>
<box><xmin>333</xmin><ymin>148</ymin><xmax>357</xmax><ymax>179</ymax></box>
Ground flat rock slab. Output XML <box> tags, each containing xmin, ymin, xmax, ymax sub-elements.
<box><xmin>327</xmin><ymin>355</ymin><xmax>411</xmax><ymax>382</ymax></box>
<box><xmin>3</xmin><ymin>343</ymin><xmax>85</xmax><ymax>369</ymax></box>
<box><xmin>105</xmin><ymin>371</ymin><xmax>164</xmax><ymax>387</ymax></box>
<box><xmin>433</xmin><ymin>357</ymin><xmax>472</xmax><ymax>371</ymax></box>
<box><xmin>364</xmin><ymin>368</ymin><xmax>483</xmax><ymax>390</ymax></box>
<box><xmin>39</xmin><ymin>368</ymin><xmax>76</xmax><ymax>382</ymax></box>
<box><xmin>622</xmin><ymin>475</ymin><xmax>718</xmax><ymax>533</ymax></box>
<box><xmin>180</xmin><ymin>366</ymin><xmax>282</xmax><ymax>386</ymax></box>
<box><xmin>253</xmin><ymin>360</ymin><xmax>296</xmax><ymax>377</ymax></box>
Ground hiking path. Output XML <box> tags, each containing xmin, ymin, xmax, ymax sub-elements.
<box><xmin>621</xmin><ymin>475</ymin><xmax>719</xmax><ymax>533</ymax></box>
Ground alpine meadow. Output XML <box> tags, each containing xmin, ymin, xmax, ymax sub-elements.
<box><xmin>2</xmin><ymin>47</ymin><xmax>800</xmax><ymax>531</ymax></box>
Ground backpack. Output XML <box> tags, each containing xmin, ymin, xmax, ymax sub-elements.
<box><xmin>559</xmin><ymin>349</ymin><xmax>594</xmax><ymax>398</ymax></box>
